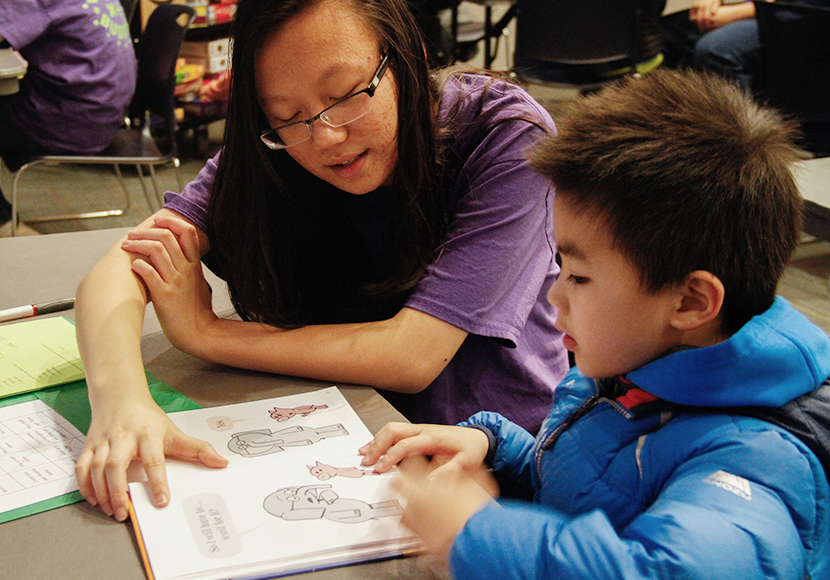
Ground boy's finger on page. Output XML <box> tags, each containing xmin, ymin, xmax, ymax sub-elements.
<box><xmin>398</xmin><ymin>455</ymin><xmax>431</xmax><ymax>483</ymax></box>
<box><xmin>359</xmin><ymin>422</ymin><xmax>411</xmax><ymax>464</ymax></box>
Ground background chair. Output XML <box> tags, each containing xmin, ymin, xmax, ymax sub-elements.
<box><xmin>6</xmin><ymin>3</ymin><xmax>195</xmax><ymax>236</ymax></box>
<box><xmin>754</xmin><ymin>1</ymin><xmax>830</xmax><ymax>157</ymax></box>
<box><xmin>512</xmin><ymin>0</ymin><xmax>647</xmax><ymax>92</ymax></box>
<box><xmin>451</xmin><ymin>0</ymin><xmax>517</xmax><ymax>69</ymax></box>
<box><xmin>120</xmin><ymin>0</ymin><xmax>139</xmax><ymax>26</ymax></box>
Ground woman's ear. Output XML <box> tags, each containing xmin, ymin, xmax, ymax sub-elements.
<box><xmin>670</xmin><ymin>270</ymin><xmax>725</xmax><ymax>332</ymax></box>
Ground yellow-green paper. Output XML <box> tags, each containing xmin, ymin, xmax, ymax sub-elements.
<box><xmin>0</xmin><ymin>317</ymin><xmax>84</xmax><ymax>399</ymax></box>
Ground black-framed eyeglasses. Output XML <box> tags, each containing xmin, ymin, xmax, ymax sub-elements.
<box><xmin>260</xmin><ymin>53</ymin><xmax>390</xmax><ymax>150</ymax></box>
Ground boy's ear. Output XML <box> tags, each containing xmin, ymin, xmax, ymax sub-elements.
<box><xmin>670</xmin><ymin>271</ymin><xmax>725</xmax><ymax>332</ymax></box>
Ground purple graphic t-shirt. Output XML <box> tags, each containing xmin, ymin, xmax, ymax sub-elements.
<box><xmin>165</xmin><ymin>75</ymin><xmax>569</xmax><ymax>434</ymax></box>
<box><xmin>0</xmin><ymin>0</ymin><xmax>137</xmax><ymax>153</ymax></box>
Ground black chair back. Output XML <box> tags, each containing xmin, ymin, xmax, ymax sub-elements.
<box><xmin>129</xmin><ymin>4</ymin><xmax>196</xmax><ymax>153</ymax></box>
<box><xmin>514</xmin><ymin>0</ymin><xmax>640</xmax><ymax>69</ymax></box>
<box><xmin>120</xmin><ymin>0</ymin><xmax>138</xmax><ymax>25</ymax></box>
<box><xmin>755</xmin><ymin>0</ymin><xmax>830</xmax><ymax>154</ymax></box>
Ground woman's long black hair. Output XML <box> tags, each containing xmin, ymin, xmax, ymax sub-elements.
<box><xmin>209</xmin><ymin>0</ymin><xmax>446</xmax><ymax>327</ymax></box>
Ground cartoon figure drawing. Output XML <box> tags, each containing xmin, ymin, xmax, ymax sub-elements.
<box><xmin>263</xmin><ymin>485</ymin><xmax>403</xmax><ymax>523</ymax></box>
<box><xmin>269</xmin><ymin>404</ymin><xmax>328</xmax><ymax>422</ymax></box>
<box><xmin>308</xmin><ymin>461</ymin><xmax>378</xmax><ymax>481</ymax></box>
<box><xmin>228</xmin><ymin>424</ymin><xmax>348</xmax><ymax>457</ymax></box>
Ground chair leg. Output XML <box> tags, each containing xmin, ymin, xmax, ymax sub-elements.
<box><xmin>135</xmin><ymin>164</ymin><xmax>159</xmax><ymax>214</ymax></box>
<box><xmin>147</xmin><ymin>164</ymin><xmax>163</xmax><ymax>212</ymax></box>
<box><xmin>12</xmin><ymin>160</ymin><xmax>131</xmax><ymax>226</ymax></box>
<box><xmin>173</xmin><ymin>157</ymin><xmax>184</xmax><ymax>193</ymax></box>
<box><xmin>145</xmin><ymin>158</ymin><xmax>183</xmax><ymax>211</ymax></box>
<box><xmin>10</xmin><ymin>163</ymin><xmax>19</xmax><ymax>237</ymax></box>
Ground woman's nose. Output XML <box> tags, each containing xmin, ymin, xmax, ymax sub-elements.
<box><xmin>310</xmin><ymin>121</ymin><xmax>348</xmax><ymax>148</ymax></box>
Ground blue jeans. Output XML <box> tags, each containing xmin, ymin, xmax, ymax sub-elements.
<box><xmin>662</xmin><ymin>12</ymin><xmax>760</xmax><ymax>92</ymax></box>
<box><xmin>695</xmin><ymin>20</ymin><xmax>760</xmax><ymax>92</ymax></box>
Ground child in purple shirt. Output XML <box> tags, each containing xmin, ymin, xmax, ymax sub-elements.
<box><xmin>0</xmin><ymin>0</ymin><xmax>137</xmax><ymax>234</ymax></box>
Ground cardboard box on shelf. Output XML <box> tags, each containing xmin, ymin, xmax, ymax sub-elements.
<box><xmin>183</xmin><ymin>53</ymin><xmax>229</xmax><ymax>74</ymax></box>
<box><xmin>180</xmin><ymin>37</ymin><xmax>230</xmax><ymax>58</ymax></box>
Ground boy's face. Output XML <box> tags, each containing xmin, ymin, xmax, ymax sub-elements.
<box><xmin>548</xmin><ymin>196</ymin><xmax>683</xmax><ymax>379</ymax></box>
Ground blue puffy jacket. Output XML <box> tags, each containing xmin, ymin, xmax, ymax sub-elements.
<box><xmin>452</xmin><ymin>297</ymin><xmax>830</xmax><ymax>580</ymax></box>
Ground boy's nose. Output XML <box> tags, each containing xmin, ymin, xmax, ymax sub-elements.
<box><xmin>547</xmin><ymin>276</ymin><xmax>565</xmax><ymax>309</ymax></box>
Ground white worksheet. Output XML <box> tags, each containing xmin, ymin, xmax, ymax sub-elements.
<box><xmin>0</xmin><ymin>399</ymin><xmax>85</xmax><ymax>516</ymax></box>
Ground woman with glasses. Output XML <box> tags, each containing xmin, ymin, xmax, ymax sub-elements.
<box><xmin>74</xmin><ymin>0</ymin><xmax>569</xmax><ymax>522</ymax></box>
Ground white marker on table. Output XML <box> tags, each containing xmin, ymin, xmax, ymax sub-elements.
<box><xmin>0</xmin><ymin>298</ymin><xmax>75</xmax><ymax>323</ymax></box>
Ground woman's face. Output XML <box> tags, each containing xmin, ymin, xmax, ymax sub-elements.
<box><xmin>255</xmin><ymin>0</ymin><xmax>399</xmax><ymax>195</ymax></box>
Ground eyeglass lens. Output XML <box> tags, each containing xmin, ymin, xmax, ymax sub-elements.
<box><xmin>270</xmin><ymin>92</ymin><xmax>373</xmax><ymax>148</ymax></box>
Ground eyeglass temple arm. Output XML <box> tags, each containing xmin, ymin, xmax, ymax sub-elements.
<box><xmin>366</xmin><ymin>54</ymin><xmax>390</xmax><ymax>97</ymax></box>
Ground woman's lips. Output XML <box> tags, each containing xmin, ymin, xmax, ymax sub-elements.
<box><xmin>329</xmin><ymin>151</ymin><xmax>367</xmax><ymax>178</ymax></box>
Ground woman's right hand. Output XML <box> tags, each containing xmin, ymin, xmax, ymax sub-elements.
<box><xmin>359</xmin><ymin>422</ymin><xmax>490</xmax><ymax>480</ymax></box>
<box><xmin>121</xmin><ymin>214</ymin><xmax>217</xmax><ymax>358</ymax></box>
<box><xmin>74</xmin><ymin>395</ymin><xmax>228</xmax><ymax>522</ymax></box>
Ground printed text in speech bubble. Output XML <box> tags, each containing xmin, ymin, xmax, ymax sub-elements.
<box><xmin>183</xmin><ymin>493</ymin><xmax>243</xmax><ymax>558</ymax></box>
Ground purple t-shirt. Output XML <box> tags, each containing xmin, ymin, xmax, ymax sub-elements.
<box><xmin>0</xmin><ymin>0</ymin><xmax>137</xmax><ymax>153</ymax></box>
<box><xmin>165</xmin><ymin>74</ymin><xmax>568</xmax><ymax>434</ymax></box>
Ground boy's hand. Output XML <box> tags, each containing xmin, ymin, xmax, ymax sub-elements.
<box><xmin>397</xmin><ymin>456</ymin><xmax>498</xmax><ymax>557</ymax></box>
<box><xmin>359</xmin><ymin>422</ymin><xmax>489</xmax><ymax>478</ymax></box>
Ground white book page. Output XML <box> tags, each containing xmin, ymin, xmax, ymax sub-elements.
<box><xmin>0</xmin><ymin>399</ymin><xmax>84</xmax><ymax>516</ymax></box>
<box><xmin>129</xmin><ymin>387</ymin><xmax>420</xmax><ymax>580</ymax></box>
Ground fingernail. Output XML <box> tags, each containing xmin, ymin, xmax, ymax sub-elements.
<box><xmin>155</xmin><ymin>490</ymin><xmax>169</xmax><ymax>506</ymax></box>
<box><xmin>115</xmin><ymin>507</ymin><xmax>128</xmax><ymax>522</ymax></box>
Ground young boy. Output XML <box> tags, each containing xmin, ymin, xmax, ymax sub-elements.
<box><xmin>359</xmin><ymin>69</ymin><xmax>830</xmax><ymax>579</ymax></box>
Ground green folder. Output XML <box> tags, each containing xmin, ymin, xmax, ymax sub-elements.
<box><xmin>0</xmin><ymin>372</ymin><xmax>199</xmax><ymax>524</ymax></box>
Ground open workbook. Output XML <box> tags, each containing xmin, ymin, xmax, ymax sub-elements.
<box><xmin>128</xmin><ymin>387</ymin><xmax>421</xmax><ymax>580</ymax></box>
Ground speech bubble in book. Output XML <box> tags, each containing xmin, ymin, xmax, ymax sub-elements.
<box><xmin>206</xmin><ymin>416</ymin><xmax>242</xmax><ymax>431</ymax></box>
<box><xmin>183</xmin><ymin>493</ymin><xmax>242</xmax><ymax>558</ymax></box>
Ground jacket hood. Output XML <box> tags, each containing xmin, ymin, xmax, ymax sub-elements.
<box><xmin>628</xmin><ymin>297</ymin><xmax>830</xmax><ymax>407</ymax></box>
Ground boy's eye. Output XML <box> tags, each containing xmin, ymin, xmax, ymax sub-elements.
<box><xmin>568</xmin><ymin>274</ymin><xmax>589</xmax><ymax>285</ymax></box>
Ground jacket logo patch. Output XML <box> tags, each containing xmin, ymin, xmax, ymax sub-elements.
<box><xmin>702</xmin><ymin>470</ymin><xmax>752</xmax><ymax>500</ymax></box>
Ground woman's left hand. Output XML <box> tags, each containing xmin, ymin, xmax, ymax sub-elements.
<box><xmin>121</xmin><ymin>214</ymin><xmax>217</xmax><ymax>355</ymax></box>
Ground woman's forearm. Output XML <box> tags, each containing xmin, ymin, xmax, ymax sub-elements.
<box><xmin>190</xmin><ymin>307</ymin><xmax>468</xmax><ymax>394</ymax></box>
<box><xmin>75</xmin><ymin>234</ymin><xmax>153</xmax><ymax>406</ymax></box>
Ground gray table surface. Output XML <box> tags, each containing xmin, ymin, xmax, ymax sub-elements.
<box><xmin>1</xmin><ymin>228</ymin><xmax>445</xmax><ymax>580</ymax></box>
